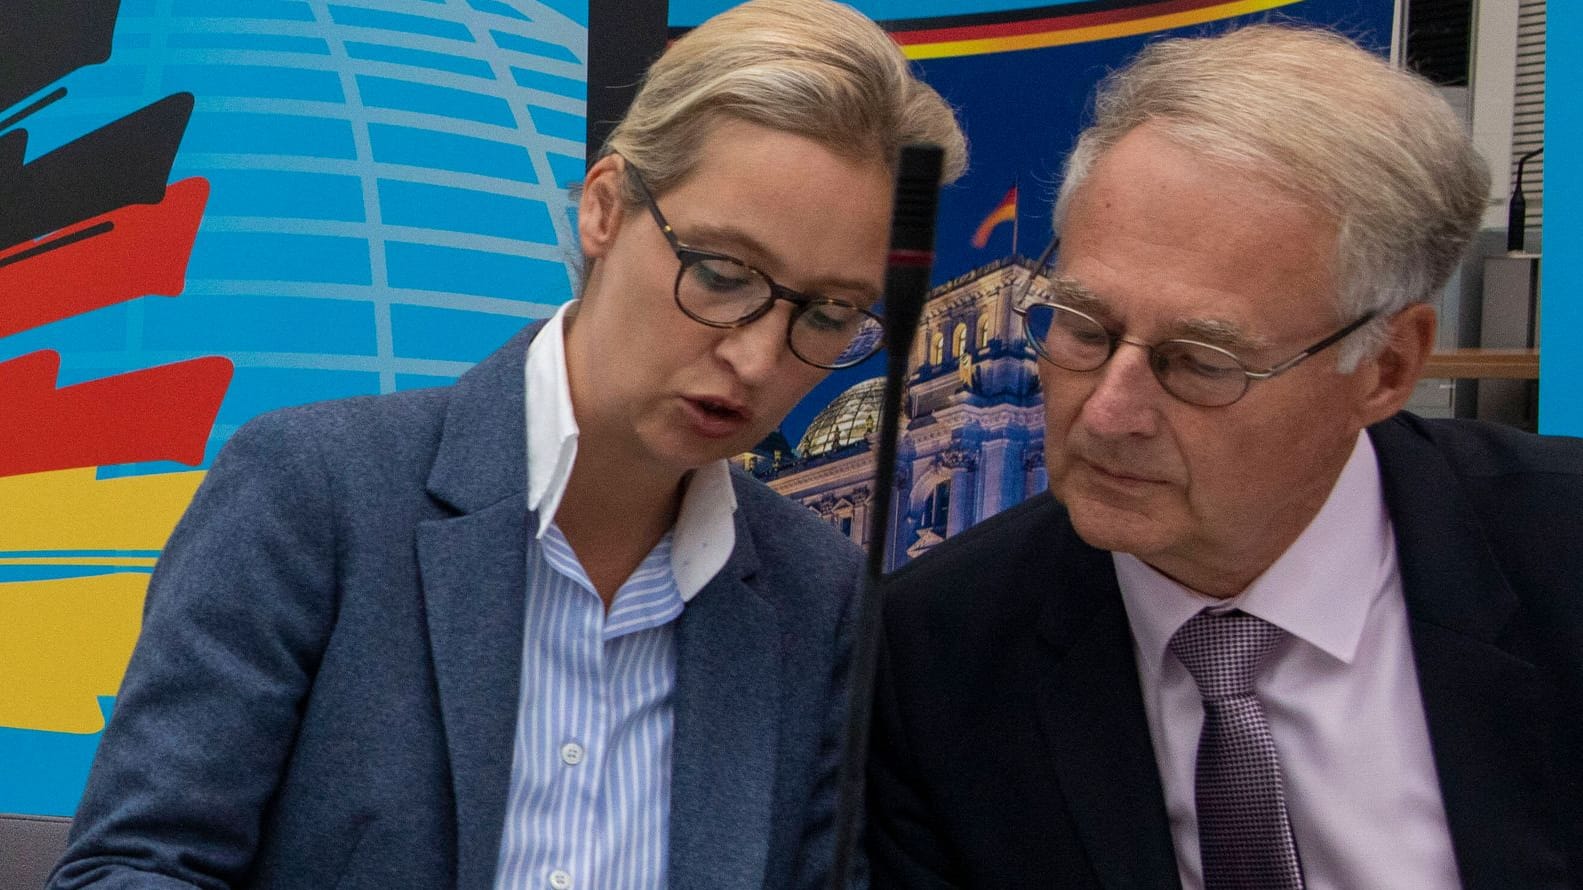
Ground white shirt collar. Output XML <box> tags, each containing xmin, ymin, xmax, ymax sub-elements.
<box><xmin>1117</xmin><ymin>431</ymin><xmax>1392</xmax><ymax>678</ymax></box>
<box><xmin>525</xmin><ymin>302</ymin><xmax>581</xmax><ymax>536</ymax></box>
<box><xmin>523</xmin><ymin>302</ymin><xmax>738</xmax><ymax>601</ymax></box>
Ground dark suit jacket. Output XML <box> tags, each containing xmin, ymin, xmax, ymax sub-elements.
<box><xmin>870</xmin><ymin>413</ymin><xmax>1583</xmax><ymax>889</ymax></box>
<box><xmin>52</xmin><ymin>324</ymin><xmax>865</xmax><ymax>890</ymax></box>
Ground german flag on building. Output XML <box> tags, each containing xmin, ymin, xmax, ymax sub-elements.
<box><xmin>972</xmin><ymin>185</ymin><xmax>1018</xmax><ymax>250</ymax></box>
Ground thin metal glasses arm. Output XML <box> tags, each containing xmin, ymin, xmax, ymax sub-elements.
<box><xmin>1244</xmin><ymin>311</ymin><xmax>1378</xmax><ymax>379</ymax></box>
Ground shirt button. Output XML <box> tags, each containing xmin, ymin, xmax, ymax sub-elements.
<box><xmin>560</xmin><ymin>742</ymin><xmax>585</xmax><ymax>766</ymax></box>
<box><xmin>549</xmin><ymin>870</ymin><xmax>572</xmax><ymax>890</ymax></box>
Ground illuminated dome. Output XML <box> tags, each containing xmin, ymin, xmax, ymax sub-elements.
<box><xmin>797</xmin><ymin>377</ymin><xmax>885</xmax><ymax>458</ymax></box>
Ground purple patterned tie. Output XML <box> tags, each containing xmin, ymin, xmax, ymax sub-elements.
<box><xmin>1168</xmin><ymin>609</ymin><xmax>1304</xmax><ymax>890</ymax></box>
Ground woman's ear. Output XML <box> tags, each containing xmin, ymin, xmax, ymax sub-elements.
<box><xmin>578</xmin><ymin>154</ymin><xmax>627</xmax><ymax>260</ymax></box>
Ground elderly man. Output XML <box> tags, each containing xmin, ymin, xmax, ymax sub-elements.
<box><xmin>869</xmin><ymin>24</ymin><xmax>1582</xmax><ymax>890</ymax></box>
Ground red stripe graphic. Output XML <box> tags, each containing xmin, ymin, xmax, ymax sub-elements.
<box><xmin>0</xmin><ymin>177</ymin><xmax>209</xmax><ymax>339</ymax></box>
<box><xmin>0</xmin><ymin>351</ymin><xmax>233</xmax><ymax>477</ymax></box>
<box><xmin>892</xmin><ymin>0</ymin><xmax>1231</xmax><ymax>44</ymax></box>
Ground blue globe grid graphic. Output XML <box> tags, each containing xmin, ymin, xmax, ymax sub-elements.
<box><xmin>3</xmin><ymin>0</ymin><xmax>589</xmax><ymax>472</ymax></box>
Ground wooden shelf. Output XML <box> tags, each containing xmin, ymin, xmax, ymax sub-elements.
<box><xmin>1423</xmin><ymin>348</ymin><xmax>1539</xmax><ymax>380</ymax></box>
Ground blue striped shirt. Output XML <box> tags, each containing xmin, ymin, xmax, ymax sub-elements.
<box><xmin>492</xmin><ymin>524</ymin><xmax>684</xmax><ymax>890</ymax></box>
<box><xmin>494</xmin><ymin>304</ymin><xmax>738</xmax><ymax>890</ymax></box>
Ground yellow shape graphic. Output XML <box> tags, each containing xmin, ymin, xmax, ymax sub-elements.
<box><xmin>0</xmin><ymin>574</ymin><xmax>149</xmax><ymax>733</ymax></box>
<box><xmin>0</xmin><ymin>468</ymin><xmax>206</xmax><ymax>733</ymax></box>
<box><xmin>0</xmin><ymin>468</ymin><xmax>203</xmax><ymax>550</ymax></box>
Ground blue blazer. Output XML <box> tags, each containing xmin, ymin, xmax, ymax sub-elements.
<box><xmin>870</xmin><ymin>413</ymin><xmax>1583</xmax><ymax>889</ymax></box>
<box><xmin>53</xmin><ymin>324</ymin><xmax>865</xmax><ymax>890</ymax></box>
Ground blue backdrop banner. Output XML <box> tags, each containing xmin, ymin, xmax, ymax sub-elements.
<box><xmin>1543</xmin><ymin>2</ymin><xmax>1580</xmax><ymax>436</ymax></box>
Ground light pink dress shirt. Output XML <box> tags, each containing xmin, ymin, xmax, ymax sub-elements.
<box><xmin>1115</xmin><ymin>433</ymin><xmax>1463</xmax><ymax>890</ymax></box>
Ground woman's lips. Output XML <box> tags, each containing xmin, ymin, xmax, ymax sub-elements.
<box><xmin>680</xmin><ymin>395</ymin><xmax>752</xmax><ymax>439</ymax></box>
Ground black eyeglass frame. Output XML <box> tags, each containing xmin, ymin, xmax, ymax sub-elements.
<box><xmin>621</xmin><ymin>159</ymin><xmax>885</xmax><ymax>370</ymax></box>
<box><xmin>1012</xmin><ymin>234</ymin><xmax>1380</xmax><ymax>407</ymax></box>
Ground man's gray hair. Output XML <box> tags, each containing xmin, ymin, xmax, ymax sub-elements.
<box><xmin>1055</xmin><ymin>24</ymin><xmax>1490</xmax><ymax>367</ymax></box>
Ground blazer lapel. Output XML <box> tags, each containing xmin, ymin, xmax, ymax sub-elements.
<box><xmin>418</xmin><ymin>502</ymin><xmax>529</xmax><ymax>890</ymax></box>
<box><xmin>668</xmin><ymin>517</ymin><xmax>780</xmax><ymax>890</ymax></box>
<box><xmin>418</xmin><ymin>325</ymin><xmax>540</xmax><ymax>890</ymax></box>
<box><xmin>1372</xmin><ymin>419</ymin><xmax>1571</xmax><ymax>889</ymax></box>
<box><xmin>1035</xmin><ymin>524</ymin><xmax>1182</xmax><ymax>890</ymax></box>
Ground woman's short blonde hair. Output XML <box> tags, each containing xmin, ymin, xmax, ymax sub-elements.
<box><xmin>600</xmin><ymin>0</ymin><xmax>967</xmax><ymax>201</ymax></box>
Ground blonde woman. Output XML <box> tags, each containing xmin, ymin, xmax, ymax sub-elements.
<box><xmin>53</xmin><ymin>2</ymin><xmax>964</xmax><ymax>888</ymax></box>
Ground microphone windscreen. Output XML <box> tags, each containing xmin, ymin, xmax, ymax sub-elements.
<box><xmin>883</xmin><ymin>144</ymin><xmax>944</xmax><ymax>352</ymax></box>
<box><xmin>889</xmin><ymin>143</ymin><xmax>945</xmax><ymax>254</ymax></box>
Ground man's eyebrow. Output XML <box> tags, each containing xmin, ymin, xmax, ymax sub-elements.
<box><xmin>678</xmin><ymin>221</ymin><xmax>881</xmax><ymax>301</ymax></box>
<box><xmin>1045</xmin><ymin>275</ymin><xmax>1273</xmax><ymax>353</ymax></box>
<box><xmin>1042</xmin><ymin>276</ymin><xmax>1108</xmax><ymax>314</ymax></box>
<box><xmin>1170</xmin><ymin>317</ymin><xmax>1271</xmax><ymax>353</ymax></box>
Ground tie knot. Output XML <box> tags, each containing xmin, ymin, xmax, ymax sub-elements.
<box><xmin>1168</xmin><ymin>609</ymin><xmax>1285</xmax><ymax>701</ymax></box>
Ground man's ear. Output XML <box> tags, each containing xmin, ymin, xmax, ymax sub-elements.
<box><xmin>578</xmin><ymin>154</ymin><xmax>627</xmax><ymax>260</ymax></box>
<box><xmin>1355</xmin><ymin>302</ymin><xmax>1436</xmax><ymax>426</ymax></box>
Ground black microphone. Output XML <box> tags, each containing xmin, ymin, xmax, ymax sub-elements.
<box><xmin>1507</xmin><ymin>146</ymin><xmax>1542</xmax><ymax>253</ymax></box>
<box><xmin>827</xmin><ymin>142</ymin><xmax>944</xmax><ymax>890</ymax></box>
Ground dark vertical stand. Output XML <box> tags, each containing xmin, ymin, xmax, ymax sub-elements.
<box><xmin>586</xmin><ymin>0</ymin><xmax>667</xmax><ymax>160</ymax></box>
<box><xmin>827</xmin><ymin>144</ymin><xmax>944</xmax><ymax>890</ymax></box>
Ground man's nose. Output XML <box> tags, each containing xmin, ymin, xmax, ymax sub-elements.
<box><xmin>1076</xmin><ymin>341</ymin><xmax>1163</xmax><ymax>438</ymax></box>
